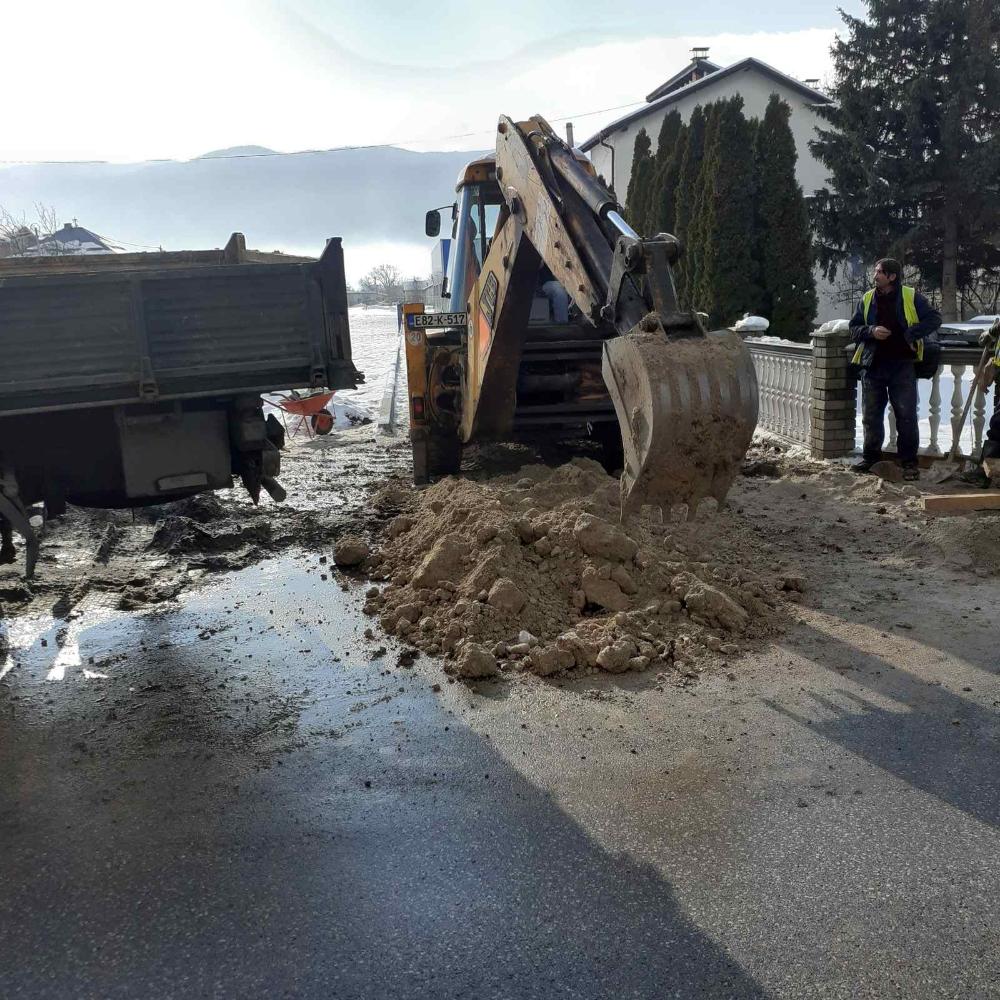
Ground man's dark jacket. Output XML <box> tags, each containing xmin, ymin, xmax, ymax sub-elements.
<box><xmin>849</xmin><ymin>286</ymin><xmax>941</xmax><ymax>370</ymax></box>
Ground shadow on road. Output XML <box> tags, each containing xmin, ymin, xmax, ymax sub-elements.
<box><xmin>770</xmin><ymin>620</ymin><xmax>1000</xmax><ymax>830</ymax></box>
<box><xmin>0</xmin><ymin>598</ymin><xmax>771</xmax><ymax>1000</ymax></box>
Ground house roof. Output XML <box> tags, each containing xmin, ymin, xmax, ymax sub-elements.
<box><xmin>22</xmin><ymin>223</ymin><xmax>119</xmax><ymax>256</ymax></box>
<box><xmin>644</xmin><ymin>57</ymin><xmax>722</xmax><ymax>103</ymax></box>
<box><xmin>580</xmin><ymin>57</ymin><xmax>831</xmax><ymax>152</ymax></box>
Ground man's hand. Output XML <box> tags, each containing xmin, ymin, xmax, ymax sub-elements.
<box><xmin>872</xmin><ymin>325</ymin><xmax>892</xmax><ymax>341</ymax></box>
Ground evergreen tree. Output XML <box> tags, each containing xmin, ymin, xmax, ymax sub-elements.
<box><xmin>624</xmin><ymin>129</ymin><xmax>654</xmax><ymax>230</ymax></box>
<box><xmin>811</xmin><ymin>0</ymin><xmax>1000</xmax><ymax>320</ymax></box>
<box><xmin>650</xmin><ymin>122</ymin><xmax>688</xmax><ymax>238</ymax></box>
<box><xmin>686</xmin><ymin>101</ymin><xmax>725</xmax><ymax>313</ymax></box>
<box><xmin>754</xmin><ymin>95</ymin><xmax>817</xmax><ymax>339</ymax></box>
<box><xmin>672</xmin><ymin>106</ymin><xmax>707</xmax><ymax>305</ymax></box>
<box><xmin>696</xmin><ymin>96</ymin><xmax>763</xmax><ymax>326</ymax></box>
<box><xmin>641</xmin><ymin>111</ymin><xmax>684</xmax><ymax>236</ymax></box>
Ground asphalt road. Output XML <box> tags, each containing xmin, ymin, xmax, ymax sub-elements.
<box><xmin>1</xmin><ymin>552</ymin><xmax>999</xmax><ymax>999</ymax></box>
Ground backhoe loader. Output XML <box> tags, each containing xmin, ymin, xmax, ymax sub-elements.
<box><xmin>403</xmin><ymin>115</ymin><xmax>758</xmax><ymax>511</ymax></box>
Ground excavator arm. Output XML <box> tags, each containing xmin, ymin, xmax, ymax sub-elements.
<box><xmin>465</xmin><ymin>114</ymin><xmax>759</xmax><ymax>510</ymax></box>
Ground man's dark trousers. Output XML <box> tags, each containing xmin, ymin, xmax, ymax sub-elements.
<box><xmin>861</xmin><ymin>358</ymin><xmax>919</xmax><ymax>464</ymax></box>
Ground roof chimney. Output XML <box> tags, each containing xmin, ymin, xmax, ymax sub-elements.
<box><xmin>691</xmin><ymin>46</ymin><xmax>709</xmax><ymax>61</ymax></box>
<box><xmin>803</xmin><ymin>78</ymin><xmax>821</xmax><ymax>88</ymax></box>
<box><xmin>565</xmin><ymin>122</ymin><xmax>575</xmax><ymax>147</ymax></box>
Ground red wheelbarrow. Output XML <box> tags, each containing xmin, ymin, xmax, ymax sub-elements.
<box><xmin>271</xmin><ymin>391</ymin><xmax>335</xmax><ymax>439</ymax></box>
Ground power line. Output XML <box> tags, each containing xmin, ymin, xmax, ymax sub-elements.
<box><xmin>0</xmin><ymin>99</ymin><xmax>646</xmax><ymax>167</ymax></box>
<box><xmin>94</xmin><ymin>233</ymin><xmax>162</xmax><ymax>251</ymax></box>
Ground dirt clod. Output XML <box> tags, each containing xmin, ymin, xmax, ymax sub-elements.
<box><xmin>449</xmin><ymin>644</ymin><xmax>498</xmax><ymax>679</ymax></box>
<box><xmin>334</xmin><ymin>535</ymin><xmax>369</xmax><ymax>567</ymax></box>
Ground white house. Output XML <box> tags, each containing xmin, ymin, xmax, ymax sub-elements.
<box><xmin>580</xmin><ymin>50</ymin><xmax>843</xmax><ymax>323</ymax></box>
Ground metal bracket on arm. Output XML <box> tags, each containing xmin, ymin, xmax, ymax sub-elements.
<box><xmin>600</xmin><ymin>235</ymin><xmax>643</xmax><ymax>327</ymax></box>
<box><xmin>643</xmin><ymin>236</ymin><xmax>703</xmax><ymax>335</ymax></box>
<box><xmin>601</xmin><ymin>231</ymin><xmax>703</xmax><ymax>337</ymax></box>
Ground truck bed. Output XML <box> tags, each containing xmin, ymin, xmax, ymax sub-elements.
<box><xmin>0</xmin><ymin>233</ymin><xmax>361</xmax><ymax>416</ymax></box>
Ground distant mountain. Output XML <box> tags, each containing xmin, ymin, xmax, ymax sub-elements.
<box><xmin>196</xmin><ymin>145</ymin><xmax>278</xmax><ymax>159</ymax></box>
<box><xmin>0</xmin><ymin>145</ymin><xmax>485</xmax><ymax>264</ymax></box>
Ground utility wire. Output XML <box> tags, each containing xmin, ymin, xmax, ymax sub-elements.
<box><xmin>0</xmin><ymin>99</ymin><xmax>646</xmax><ymax>167</ymax></box>
<box><xmin>94</xmin><ymin>234</ymin><xmax>163</xmax><ymax>251</ymax></box>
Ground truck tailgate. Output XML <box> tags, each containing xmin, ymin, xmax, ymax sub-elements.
<box><xmin>0</xmin><ymin>235</ymin><xmax>360</xmax><ymax>416</ymax></box>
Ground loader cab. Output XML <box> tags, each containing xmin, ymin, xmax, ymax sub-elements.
<box><xmin>444</xmin><ymin>162</ymin><xmax>505</xmax><ymax>309</ymax></box>
<box><xmin>442</xmin><ymin>168</ymin><xmax>562</xmax><ymax>324</ymax></box>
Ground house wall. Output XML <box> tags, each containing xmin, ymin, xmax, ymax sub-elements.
<box><xmin>586</xmin><ymin>67</ymin><xmax>843</xmax><ymax>324</ymax></box>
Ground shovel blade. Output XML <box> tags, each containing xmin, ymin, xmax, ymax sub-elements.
<box><xmin>602</xmin><ymin>326</ymin><xmax>759</xmax><ymax>513</ymax></box>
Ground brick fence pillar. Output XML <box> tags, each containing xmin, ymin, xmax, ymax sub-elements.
<box><xmin>809</xmin><ymin>323</ymin><xmax>857</xmax><ymax>459</ymax></box>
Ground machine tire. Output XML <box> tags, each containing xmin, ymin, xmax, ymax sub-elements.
<box><xmin>595</xmin><ymin>426</ymin><xmax>624</xmax><ymax>475</ymax></box>
<box><xmin>412</xmin><ymin>432</ymin><xmax>462</xmax><ymax>485</ymax></box>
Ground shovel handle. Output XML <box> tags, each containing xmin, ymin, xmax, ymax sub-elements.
<box><xmin>947</xmin><ymin>344</ymin><xmax>994</xmax><ymax>462</ymax></box>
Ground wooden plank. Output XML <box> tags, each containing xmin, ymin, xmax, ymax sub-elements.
<box><xmin>923</xmin><ymin>492</ymin><xmax>1000</xmax><ymax>515</ymax></box>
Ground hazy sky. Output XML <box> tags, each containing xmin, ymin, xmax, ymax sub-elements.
<box><xmin>1</xmin><ymin>0</ymin><xmax>862</xmax><ymax>163</ymax></box>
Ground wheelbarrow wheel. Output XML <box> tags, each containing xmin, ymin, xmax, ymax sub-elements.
<box><xmin>310</xmin><ymin>411</ymin><xmax>334</xmax><ymax>436</ymax></box>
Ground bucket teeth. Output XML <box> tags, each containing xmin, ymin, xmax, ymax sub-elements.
<box><xmin>601</xmin><ymin>327</ymin><xmax>759</xmax><ymax>513</ymax></box>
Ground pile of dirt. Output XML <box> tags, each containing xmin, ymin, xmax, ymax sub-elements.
<box><xmin>906</xmin><ymin>513</ymin><xmax>1000</xmax><ymax>576</ymax></box>
<box><xmin>362</xmin><ymin>459</ymin><xmax>798</xmax><ymax>680</ymax></box>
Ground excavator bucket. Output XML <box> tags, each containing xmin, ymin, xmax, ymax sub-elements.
<box><xmin>602</xmin><ymin>327</ymin><xmax>759</xmax><ymax>513</ymax></box>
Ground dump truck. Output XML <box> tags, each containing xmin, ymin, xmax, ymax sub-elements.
<box><xmin>404</xmin><ymin>115</ymin><xmax>759</xmax><ymax>511</ymax></box>
<box><xmin>0</xmin><ymin>233</ymin><xmax>361</xmax><ymax>574</ymax></box>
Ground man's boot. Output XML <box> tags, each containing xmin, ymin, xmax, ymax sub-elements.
<box><xmin>851</xmin><ymin>458</ymin><xmax>877</xmax><ymax>474</ymax></box>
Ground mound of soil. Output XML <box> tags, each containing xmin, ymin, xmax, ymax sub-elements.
<box><xmin>364</xmin><ymin>459</ymin><xmax>796</xmax><ymax>680</ymax></box>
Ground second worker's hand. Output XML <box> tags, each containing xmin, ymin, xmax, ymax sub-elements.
<box><xmin>872</xmin><ymin>326</ymin><xmax>892</xmax><ymax>341</ymax></box>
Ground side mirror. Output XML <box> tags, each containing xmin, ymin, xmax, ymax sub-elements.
<box><xmin>425</xmin><ymin>210</ymin><xmax>441</xmax><ymax>238</ymax></box>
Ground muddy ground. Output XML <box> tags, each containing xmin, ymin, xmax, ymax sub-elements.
<box><xmin>0</xmin><ymin>426</ymin><xmax>413</xmax><ymax>623</ymax></box>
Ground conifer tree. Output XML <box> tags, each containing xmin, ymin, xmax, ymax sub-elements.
<box><xmin>811</xmin><ymin>0</ymin><xmax>1000</xmax><ymax>320</ymax></box>
<box><xmin>686</xmin><ymin>101</ymin><xmax>725</xmax><ymax>313</ymax></box>
<box><xmin>696</xmin><ymin>96</ymin><xmax>763</xmax><ymax>326</ymax></box>
<box><xmin>624</xmin><ymin>129</ymin><xmax>654</xmax><ymax>230</ymax></box>
<box><xmin>754</xmin><ymin>95</ymin><xmax>817</xmax><ymax>339</ymax></box>
<box><xmin>650</xmin><ymin>122</ymin><xmax>688</xmax><ymax>238</ymax></box>
<box><xmin>672</xmin><ymin>105</ymin><xmax>707</xmax><ymax>306</ymax></box>
<box><xmin>642</xmin><ymin>111</ymin><xmax>684</xmax><ymax>236</ymax></box>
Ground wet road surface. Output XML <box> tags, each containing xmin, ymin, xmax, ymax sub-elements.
<box><xmin>2</xmin><ymin>552</ymin><xmax>999</xmax><ymax>998</ymax></box>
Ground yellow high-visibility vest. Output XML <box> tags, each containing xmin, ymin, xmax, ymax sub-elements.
<box><xmin>852</xmin><ymin>285</ymin><xmax>923</xmax><ymax>364</ymax></box>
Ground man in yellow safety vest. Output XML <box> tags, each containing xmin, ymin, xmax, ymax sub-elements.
<box><xmin>849</xmin><ymin>258</ymin><xmax>941</xmax><ymax>481</ymax></box>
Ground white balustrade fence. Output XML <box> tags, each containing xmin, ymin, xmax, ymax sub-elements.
<box><xmin>745</xmin><ymin>339</ymin><xmax>814</xmax><ymax>448</ymax></box>
<box><xmin>745</xmin><ymin>338</ymin><xmax>993</xmax><ymax>460</ymax></box>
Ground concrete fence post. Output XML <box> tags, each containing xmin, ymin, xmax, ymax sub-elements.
<box><xmin>809</xmin><ymin>322</ymin><xmax>857</xmax><ymax>459</ymax></box>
